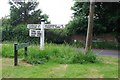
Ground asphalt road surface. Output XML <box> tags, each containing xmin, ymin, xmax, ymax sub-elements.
<box><xmin>78</xmin><ymin>48</ymin><xmax>119</xmax><ymax>57</ymax></box>
<box><xmin>93</xmin><ymin>49</ymin><xmax>119</xmax><ymax>57</ymax></box>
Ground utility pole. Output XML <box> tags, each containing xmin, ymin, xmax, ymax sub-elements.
<box><xmin>85</xmin><ymin>0</ymin><xmax>95</xmax><ymax>53</ymax></box>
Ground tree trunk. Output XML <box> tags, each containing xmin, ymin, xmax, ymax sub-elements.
<box><xmin>85</xmin><ymin>0</ymin><xmax>95</xmax><ymax>53</ymax></box>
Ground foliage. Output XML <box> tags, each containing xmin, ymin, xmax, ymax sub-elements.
<box><xmin>1</xmin><ymin>44</ymin><xmax>14</xmax><ymax>58</ymax></box>
<box><xmin>67</xmin><ymin>2</ymin><xmax>120</xmax><ymax>37</ymax></box>
<box><xmin>2</xmin><ymin>43</ymin><xmax>98</xmax><ymax>64</ymax></box>
<box><xmin>70</xmin><ymin>40</ymin><xmax>84</xmax><ymax>48</ymax></box>
<box><xmin>92</xmin><ymin>41</ymin><xmax>119</xmax><ymax>50</ymax></box>
<box><xmin>45</xmin><ymin>29</ymin><xmax>69</xmax><ymax>44</ymax></box>
<box><xmin>2</xmin><ymin>24</ymin><xmax>13</xmax><ymax>41</ymax></box>
<box><xmin>9</xmin><ymin>1</ymin><xmax>50</xmax><ymax>26</ymax></box>
<box><xmin>2</xmin><ymin>23</ymin><xmax>68</xmax><ymax>44</ymax></box>
<box><xmin>1</xmin><ymin>1</ymin><xmax>51</xmax><ymax>43</ymax></box>
<box><xmin>73</xmin><ymin>50</ymin><xmax>97</xmax><ymax>64</ymax></box>
<box><xmin>2</xmin><ymin>24</ymin><xmax>28</xmax><ymax>42</ymax></box>
<box><xmin>70</xmin><ymin>40</ymin><xmax>118</xmax><ymax>50</ymax></box>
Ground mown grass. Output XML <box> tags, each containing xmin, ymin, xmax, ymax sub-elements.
<box><xmin>0</xmin><ymin>58</ymin><xmax>2</xmax><ymax>79</ymax></box>
<box><xmin>2</xmin><ymin>56</ymin><xmax>118</xmax><ymax>78</ymax></box>
<box><xmin>1</xmin><ymin>42</ymin><xmax>118</xmax><ymax>78</ymax></box>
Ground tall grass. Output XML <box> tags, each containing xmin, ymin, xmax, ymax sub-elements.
<box><xmin>2</xmin><ymin>43</ymin><xmax>98</xmax><ymax>64</ymax></box>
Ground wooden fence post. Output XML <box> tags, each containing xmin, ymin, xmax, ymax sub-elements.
<box><xmin>14</xmin><ymin>44</ymin><xmax>18</xmax><ymax>66</ymax></box>
<box><xmin>24</xmin><ymin>47</ymin><xmax>27</xmax><ymax>58</ymax></box>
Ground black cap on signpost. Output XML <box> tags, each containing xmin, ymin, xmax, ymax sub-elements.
<box><xmin>41</xmin><ymin>19</ymin><xmax>45</xmax><ymax>23</ymax></box>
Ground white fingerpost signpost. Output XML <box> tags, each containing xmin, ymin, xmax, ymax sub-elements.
<box><xmin>27</xmin><ymin>20</ymin><xmax>65</xmax><ymax>50</ymax></box>
<box><xmin>40</xmin><ymin>19</ymin><xmax>45</xmax><ymax>50</ymax></box>
<box><xmin>29</xmin><ymin>29</ymin><xmax>42</xmax><ymax>37</ymax></box>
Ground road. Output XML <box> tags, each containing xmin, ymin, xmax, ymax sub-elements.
<box><xmin>78</xmin><ymin>48</ymin><xmax>119</xmax><ymax>57</ymax></box>
<box><xmin>93</xmin><ymin>49</ymin><xmax>119</xmax><ymax>57</ymax></box>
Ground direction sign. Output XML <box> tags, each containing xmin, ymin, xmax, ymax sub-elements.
<box><xmin>29</xmin><ymin>29</ymin><xmax>42</xmax><ymax>37</ymax></box>
<box><xmin>27</xmin><ymin>23</ymin><xmax>65</xmax><ymax>50</ymax></box>
<box><xmin>27</xmin><ymin>24</ymin><xmax>41</xmax><ymax>29</ymax></box>
<box><xmin>27</xmin><ymin>24</ymin><xmax>65</xmax><ymax>29</ymax></box>
<box><xmin>44</xmin><ymin>24</ymin><xmax>65</xmax><ymax>29</ymax></box>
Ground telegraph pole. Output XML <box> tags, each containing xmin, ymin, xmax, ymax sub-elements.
<box><xmin>85</xmin><ymin>0</ymin><xmax>95</xmax><ymax>53</ymax></box>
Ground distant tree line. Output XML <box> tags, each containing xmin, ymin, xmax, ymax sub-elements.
<box><xmin>2</xmin><ymin>1</ymin><xmax>68</xmax><ymax>44</ymax></box>
<box><xmin>1</xmin><ymin>1</ymin><xmax>120</xmax><ymax>44</ymax></box>
<box><xmin>66</xmin><ymin>2</ymin><xmax>120</xmax><ymax>43</ymax></box>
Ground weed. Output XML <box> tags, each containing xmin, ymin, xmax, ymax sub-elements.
<box><xmin>2</xmin><ymin>43</ymin><xmax>98</xmax><ymax>64</ymax></box>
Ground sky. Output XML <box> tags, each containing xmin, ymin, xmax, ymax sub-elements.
<box><xmin>0</xmin><ymin>0</ymin><xmax>74</xmax><ymax>24</ymax></box>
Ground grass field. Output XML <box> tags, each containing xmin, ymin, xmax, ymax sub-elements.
<box><xmin>1</xmin><ymin>43</ymin><xmax>98</xmax><ymax>64</ymax></box>
<box><xmin>1</xmin><ymin>43</ymin><xmax>119</xmax><ymax>78</ymax></box>
<box><xmin>0</xmin><ymin>58</ymin><xmax>2</xmax><ymax>79</ymax></box>
<box><xmin>2</xmin><ymin>56</ymin><xmax>118</xmax><ymax>78</ymax></box>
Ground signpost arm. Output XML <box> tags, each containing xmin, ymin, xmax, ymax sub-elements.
<box><xmin>27</xmin><ymin>23</ymin><xmax>65</xmax><ymax>50</ymax></box>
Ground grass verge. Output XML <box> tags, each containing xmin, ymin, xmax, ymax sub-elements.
<box><xmin>2</xmin><ymin>56</ymin><xmax>118</xmax><ymax>78</ymax></box>
<box><xmin>2</xmin><ymin>43</ymin><xmax>98</xmax><ymax>64</ymax></box>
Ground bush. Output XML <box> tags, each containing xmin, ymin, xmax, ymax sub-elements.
<box><xmin>2</xmin><ymin>43</ymin><xmax>14</xmax><ymax>58</ymax></box>
<box><xmin>2</xmin><ymin>43</ymin><xmax>25</xmax><ymax>58</ymax></box>
<box><xmin>92</xmin><ymin>41</ymin><xmax>118</xmax><ymax>50</ymax></box>
<box><xmin>45</xmin><ymin>29</ymin><xmax>68</xmax><ymax>44</ymax></box>
<box><xmin>2</xmin><ymin>43</ymin><xmax>98</xmax><ymax>64</ymax></box>
<box><xmin>2</xmin><ymin>24</ymin><xmax>69</xmax><ymax>44</ymax></box>
<box><xmin>85</xmin><ymin>51</ymin><xmax>97</xmax><ymax>63</ymax></box>
<box><xmin>26</xmin><ymin>51</ymin><xmax>49</xmax><ymax>64</ymax></box>
<box><xmin>72</xmin><ymin>52</ymin><xmax>85</xmax><ymax>64</ymax></box>
<box><xmin>70</xmin><ymin>40</ymin><xmax>84</xmax><ymax>48</ymax></box>
<box><xmin>72</xmin><ymin>51</ymin><xmax>97</xmax><ymax>64</ymax></box>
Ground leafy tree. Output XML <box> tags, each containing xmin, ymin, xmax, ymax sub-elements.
<box><xmin>9</xmin><ymin>1</ymin><xmax>50</xmax><ymax>26</ymax></box>
<box><xmin>67</xmin><ymin>2</ymin><xmax>120</xmax><ymax>36</ymax></box>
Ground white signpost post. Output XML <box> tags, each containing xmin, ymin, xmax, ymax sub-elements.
<box><xmin>27</xmin><ymin>21</ymin><xmax>65</xmax><ymax>50</ymax></box>
<box><xmin>10</xmin><ymin>0</ymin><xmax>65</xmax><ymax>50</ymax></box>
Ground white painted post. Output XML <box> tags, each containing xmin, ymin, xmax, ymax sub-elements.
<box><xmin>40</xmin><ymin>20</ymin><xmax>45</xmax><ymax>50</ymax></box>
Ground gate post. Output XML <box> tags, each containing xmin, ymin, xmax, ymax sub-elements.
<box><xmin>24</xmin><ymin>47</ymin><xmax>27</xmax><ymax>58</ymax></box>
<box><xmin>14</xmin><ymin>43</ymin><xmax>18</xmax><ymax>66</ymax></box>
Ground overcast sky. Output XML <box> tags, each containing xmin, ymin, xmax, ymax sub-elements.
<box><xmin>0</xmin><ymin>0</ymin><xmax>74</xmax><ymax>24</ymax></box>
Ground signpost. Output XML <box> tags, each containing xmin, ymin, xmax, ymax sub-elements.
<box><xmin>27</xmin><ymin>24</ymin><xmax>65</xmax><ymax>29</ymax></box>
<box><xmin>27</xmin><ymin>22</ymin><xmax>65</xmax><ymax>50</ymax></box>
<box><xmin>29</xmin><ymin>29</ymin><xmax>42</xmax><ymax>37</ymax></box>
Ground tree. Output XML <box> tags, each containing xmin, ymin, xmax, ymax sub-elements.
<box><xmin>85</xmin><ymin>0</ymin><xmax>95</xmax><ymax>52</ymax></box>
<box><xmin>66</xmin><ymin>2</ymin><xmax>120</xmax><ymax>44</ymax></box>
<box><xmin>9</xmin><ymin>1</ymin><xmax>50</xmax><ymax>26</ymax></box>
<box><xmin>66</xmin><ymin>2</ymin><xmax>89</xmax><ymax>35</ymax></box>
<box><xmin>67</xmin><ymin>2</ymin><xmax>120</xmax><ymax>35</ymax></box>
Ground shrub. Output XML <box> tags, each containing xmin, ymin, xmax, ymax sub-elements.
<box><xmin>2</xmin><ymin>43</ymin><xmax>14</xmax><ymax>58</ymax></box>
<box><xmin>2</xmin><ymin>43</ymin><xmax>25</xmax><ymax>58</ymax></box>
<box><xmin>25</xmin><ymin>52</ymin><xmax>49</xmax><ymax>64</ymax></box>
<box><xmin>92</xmin><ymin>41</ymin><xmax>118</xmax><ymax>50</ymax></box>
<box><xmin>70</xmin><ymin>40</ymin><xmax>84</xmax><ymax>48</ymax></box>
<box><xmin>26</xmin><ymin>47</ymin><xmax>98</xmax><ymax>64</ymax></box>
<box><xmin>72</xmin><ymin>51</ymin><xmax>98</xmax><ymax>64</ymax></box>
<box><xmin>85</xmin><ymin>51</ymin><xmax>98</xmax><ymax>63</ymax></box>
<box><xmin>72</xmin><ymin>52</ymin><xmax>85</xmax><ymax>64</ymax></box>
<box><xmin>2</xmin><ymin>43</ymin><xmax>98</xmax><ymax>64</ymax></box>
<box><xmin>45</xmin><ymin>29</ymin><xmax>67</xmax><ymax>44</ymax></box>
